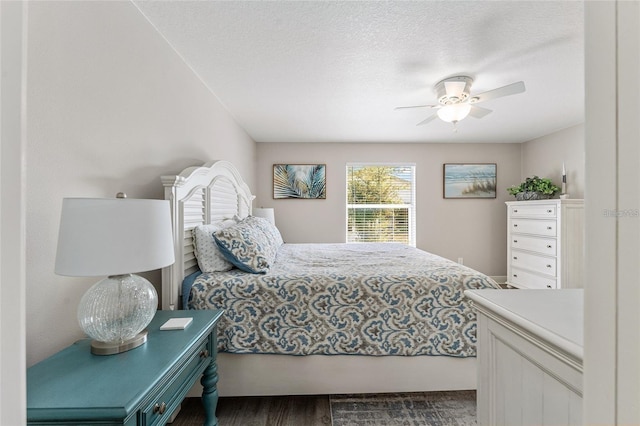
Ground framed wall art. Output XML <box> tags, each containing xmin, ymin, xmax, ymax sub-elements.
<box><xmin>273</xmin><ymin>164</ymin><xmax>326</xmax><ymax>199</ymax></box>
<box><xmin>443</xmin><ymin>163</ymin><xmax>497</xmax><ymax>199</ymax></box>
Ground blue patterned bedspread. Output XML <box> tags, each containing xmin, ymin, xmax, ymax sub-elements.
<box><xmin>187</xmin><ymin>243</ymin><xmax>500</xmax><ymax>357</ymax></box>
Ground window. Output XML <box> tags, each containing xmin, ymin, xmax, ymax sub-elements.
<box><xmin>346</xmin><ymin>164</ymin><xmax>416</xmax><ymax>246</ymax></box>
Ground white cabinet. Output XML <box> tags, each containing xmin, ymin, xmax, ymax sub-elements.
<box><xmin>465</xmin><ymin>289</ymin><xmax>584</xmax><ymax>426</ymax></box>
<box><xmin>506</xmin><ymin>199</ymin><xmax>584</xmax><ymax>289</ymax></box>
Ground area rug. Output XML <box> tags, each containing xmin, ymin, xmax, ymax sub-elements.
<box><xmin>330</xmin><ymin>391</ymin><xmax>477</xmax><ymax>426</ymax></box>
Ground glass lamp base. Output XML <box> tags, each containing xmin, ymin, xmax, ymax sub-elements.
<box><xmin>91</xmin><ymin>329</ymin><xmax>148</xmax><ymax>355</ymax></box>
<box><xmin>78</xmin><ymin>273</ymin><xmax>158</xmax><ymax>355</ymax></box>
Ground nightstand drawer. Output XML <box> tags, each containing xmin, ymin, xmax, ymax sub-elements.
<box><xmin>143</xmin><ymin>337</ymin><xmax>211</xmax><ymax>426</ymax></box>
<box><xmin>511</xmin><ymin>251</ymin><xmax>556</xmax><ymax>276</ymax></box>
<box><xmin>510</xmin><ymin>235</ymin><xmax>556</xmax><ymax>255</ymax></box>
<box><xmin>510</xmin><ymin>204</ymin><xmax>556</xmax><ymax>218</ymax></box>
<box><xmin>511</xmin><ymin>219</ymin><xmax>556</xmax><ymax>236</ymax></box>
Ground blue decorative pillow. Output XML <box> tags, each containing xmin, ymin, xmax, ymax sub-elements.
<box><xmin>213</xmin><ymin>216</ymin><xmax>281</xmax><ymax>274</ymax></box>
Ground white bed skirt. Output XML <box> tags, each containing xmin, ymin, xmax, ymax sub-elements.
<box><xmin>189</xmin><ymin>353</ymin><xmax>477</xmax><ymax>397</ymax></box>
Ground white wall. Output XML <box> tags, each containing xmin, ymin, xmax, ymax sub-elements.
<box><xmin>521</xmin><ymin>124</ymin><xmax>585</xmax><ymax>199</ymax></box>
<box><xmin>256</xmin><ymin>142</ymin><xmax>521</xmax><ymax>277</ymax></box>
<box><xmin>25</xmin><ymin>1</ymin><xmax>256</xmax><ymax>366</ymax></box>
<box><xmin>1</xmin><ymin>2</ymin><xmax>27</xmax><ymax>424</ymax></box>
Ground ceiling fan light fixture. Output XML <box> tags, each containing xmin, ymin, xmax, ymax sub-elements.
<box><xmin>396</xmin><ymin>75</ymin><xmax>526</xmax><ymax>129</ymax></box>
<box><xmin>436</xmin><ymin>76</ymin><xmax>473</xmax><ymax>105</ymax></box>
<box><xmin>437</xmin><ymin>103</ymin><xmax>471</xmax><ymax>123</ymax></box>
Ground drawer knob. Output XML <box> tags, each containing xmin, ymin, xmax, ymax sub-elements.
<box><xmin>200</xmin><ymin>349</ymin><xmax>209</xmax><ymax>358</ymax></box>
<box><xmin>547</xmin><ymin>226</ymin><xmax>552</xmax><ymax>230</ymax></box>
<box><xmin>154</xmin><ymin>402</ymin><xmax>167</xmax><ymax>415</ymax></box>
<box><xmin>546</xmin><ymin>264</ymin><xmax>552</xmax><ymax>268</ymax></box>
<box><xmin>513</xmin><ymin>209</ymin><xmax>518</xmax><ymax>213</ymax></box>
<box><xmin>513</xmin><ymin>240</ymin><xmax>518</xmax><ymax>243</ymax></box>
<box><xmin>546</xmin><ymin>285</ymin><xmax>552</xmax><ymax>289</ymax></box>
<box><xmin>547</xmin><ymin>244</ymin><xmax>552</xmax><ymax>248</ymax></box>
<box><xmin>513</xmin><ymin>256</ymin><xmax>518</xmax><ymax>260</ymax></box>
<box><xmin>513</xmin><ymin>274</ymin><xmax>518</xmax><ymax>278</ymax></box>
<box><xmin>513</xmin><ymin>224</ymin><xmax>518</xmax><ymax>227</ymax></box>
<box><xmin>547</xmin><ymin>209</ymin><xmax>553</xmax><ymax>213</ymax></box>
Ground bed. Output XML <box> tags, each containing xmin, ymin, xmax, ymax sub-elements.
<box><xmin>161</xmin><ymin>160</ymin><xmax>501</xmax><ymax>397</ymax></box>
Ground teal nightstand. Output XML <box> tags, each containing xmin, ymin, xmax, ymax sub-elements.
<box><xmin>27</xmin><ymin>310</ymin><xmax>223</xmax><ymax>426</ymax></box>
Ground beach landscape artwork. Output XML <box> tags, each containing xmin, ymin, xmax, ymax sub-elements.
<box><xmin>443</xmin><ymin>163</ymin><xmax>497</xmax><ymax>199</ymax></box>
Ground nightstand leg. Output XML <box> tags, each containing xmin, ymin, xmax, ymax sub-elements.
<box><xmin>201</xmin><ymin>357</ymin><xmax>219</xmax><ymax>426</ymax></box>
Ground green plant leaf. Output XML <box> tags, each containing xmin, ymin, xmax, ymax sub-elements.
<box><xmin>506</xmin><ymin>176</ymin><xmax>560</xmax><ymax>197</ymax></box>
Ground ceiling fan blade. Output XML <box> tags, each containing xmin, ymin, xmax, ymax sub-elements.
<box><xmin>394</xmin><ymin>104</ymin><xmax>438</xmax><ymax>110</ymax></box>
<box><xmin>468</xmin><ymin>105</ymin><xmax>493</xmax><ymax>119</ymax></box>
<box><xmin>472</xmin><ymin>81</ymin><xmax>526</xmax><ymax>104</ymax></box>
<box><xmin>444</xmin><ymin>81</ymin><xmax>466</xmax><ymax>98</ymax></box>
<box><xmin>416</xmin><ymin>114</ymin><xmax>437</xmax><ymax>126</ymax></box>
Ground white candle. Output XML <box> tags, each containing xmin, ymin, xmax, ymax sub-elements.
<box><xmin>561</xmin><ymin>162</ymin><xmax>567</xmax><ymax>193</ymax></box>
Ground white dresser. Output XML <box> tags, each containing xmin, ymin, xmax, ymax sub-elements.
<box><xmin>506</xmin><ymin>199</ymin><xmax>584</xmax><ymax>289</ymax></box>
<box><xmin>465</xmin><ymin>289</ymin><xmax>583</xmax><ymax>426</ymax></box>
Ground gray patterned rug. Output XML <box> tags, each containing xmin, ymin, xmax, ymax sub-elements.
<box><xmin>330</xmin><ymin>391</ymin><xmax>477</xmax><ymax>426</ymax></box>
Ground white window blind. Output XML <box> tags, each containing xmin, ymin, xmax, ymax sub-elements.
<box><xmin>346</xmin><ymin>164</ymin><xmax>416</xmax><ymax>246</ymax></box>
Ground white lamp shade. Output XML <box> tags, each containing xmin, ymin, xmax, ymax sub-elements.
<box><xmin>253</xmin><ymin>207</ymin><xmax>275</xmax><ymax>225</ymax></box>
<box><xmin>437</xmin><ymin>103</ymin><xmax>472</xmax><ymax>123</ymax></box>
<box><xmin>55</xmin><ymin>198</ymin><xmax>175</xmax><ymax>277</ymax></box>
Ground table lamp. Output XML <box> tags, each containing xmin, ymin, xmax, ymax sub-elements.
<box><xmin>252</xmin><ymin>207</ymin><xmax>275</xmax><ymax>225</ymax></box>
<box><xmin>55</xmin><ymin>193</ymin><xmax>175</xmax><ymax>355</ymax></box>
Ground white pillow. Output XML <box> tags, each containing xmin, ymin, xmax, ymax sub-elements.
<box><xmin>192</xmin><ymin>219</ymin><xmax>238</xmax><ymax>272</ymax></box>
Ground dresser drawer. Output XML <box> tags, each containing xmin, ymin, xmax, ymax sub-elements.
<box><xmin>509</xmin><ymin>204</ymin><xmax>556</xmax><ymax>218</ymax></box>
<box><xmin>509</xmin><ymin>268</ymin><xmax>557</xmax><ymax>289</ymax></box>
<box><xmin>510</xmin><ymin>235</ymin><xmax>556</xmax><ymax>256</ymax></box>
<box><xmin>143</xmin><ymin>337</ymin><xmax>211</xmax><ymax>426</ymax></box>
<box><xmin>511</xmin><ymin>219</ymin><xmax>556</xmax><ymax>236</ymax></box>
<box><xmin>511</xmin><ymin>250</ymin><xmax>556</xmax><ymax>276</ymax></box>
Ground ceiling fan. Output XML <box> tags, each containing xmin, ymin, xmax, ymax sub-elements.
<box><xmin>395</xmin><ymin>76</ymin><xmax>526</xmax><ymax>130</ymax></box>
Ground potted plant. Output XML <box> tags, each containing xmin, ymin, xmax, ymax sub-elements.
<box><xmin>507</xmin><ymin>176</ymin><xmax>560</xmax><ymax>201</ymax></box>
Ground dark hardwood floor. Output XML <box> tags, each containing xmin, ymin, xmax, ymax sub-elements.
<box><xmin>173</xmin><ymin>395</ymin><xmax>332</xmax><ymax>426</ymax></box>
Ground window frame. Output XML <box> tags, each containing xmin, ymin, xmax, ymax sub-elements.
<box><xmin>345</xmin><ymin>162</ymin><xmax>417</xmax><ymax>246</ymax></box>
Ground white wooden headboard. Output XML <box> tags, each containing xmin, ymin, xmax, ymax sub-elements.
<box><xmin>160</xmin><ymin>160</ymin><xmax>254</xmax><ymax>310</ymax></box>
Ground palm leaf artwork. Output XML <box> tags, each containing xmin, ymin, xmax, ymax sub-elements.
<box><xmin>273</xmin><ymin>164</ymin><xmax>326</xmax><ymax>199</ymax></box>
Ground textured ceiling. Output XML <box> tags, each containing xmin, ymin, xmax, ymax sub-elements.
<box><xmin>134</xmin><ymin>1</ymin><xmax>584</xmax><ymax>143</ymax></box>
